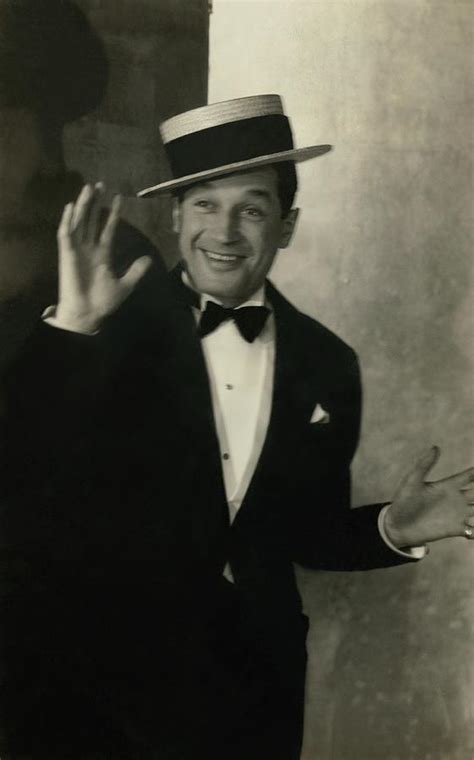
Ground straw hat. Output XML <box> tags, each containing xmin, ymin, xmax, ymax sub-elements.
<box><xmin>137</xmin><ymin>94</ymin><xmax>331</xmax><ymax>197</ymax></box>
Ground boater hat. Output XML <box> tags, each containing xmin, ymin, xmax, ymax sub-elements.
<box><xmin>137</xmin><ymin>94</ymin><xmax>332</xmax><ymax>197</ymax></box>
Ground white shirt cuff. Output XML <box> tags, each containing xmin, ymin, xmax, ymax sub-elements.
<box><xmin>42</xmin><ymin>306</ymin><xmax>100</xmax><ymax>336</ymax></box>
<box><xmin>378</xmin><ymin>504</ymin><xmax>428</xmax><ymax>559</ymax></box>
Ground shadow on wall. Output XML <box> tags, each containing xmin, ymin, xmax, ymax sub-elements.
<box><xmin>0</xmin><ymin>0</ymin><xmax>210</xmax><ymax>377</ymax></box>
<box><xmin>66</xmin><ymin>0</ymin><xmax>210</xmax><ymax>266</ymax></box>
<box><xmin>0</xmin><ymin>0</ymin><xmax>108</xmax><ymax>376</ymax></box>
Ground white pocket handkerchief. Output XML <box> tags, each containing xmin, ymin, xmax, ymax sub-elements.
<box><xmin>310</xmin><ymin>403</ymin><xmax>330</xmax><ymax>424</ymax></box>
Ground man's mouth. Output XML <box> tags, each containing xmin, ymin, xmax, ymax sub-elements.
<box><xmin>200</xmin><ymin>249</ymin><xmax>243</xmax><ymax>263</ymax></box>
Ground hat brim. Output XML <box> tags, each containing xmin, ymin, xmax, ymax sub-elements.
<box><xmin>136</xmin><ymin>144</ymin><xmax>332</xmax><ymax>197</ymax></box>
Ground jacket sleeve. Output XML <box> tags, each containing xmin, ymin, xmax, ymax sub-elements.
<box><xmin>0</xmin><ymin>228</ymin><xmax>167</xmax><ymax>593</ymax></box>
<box><xmin>2</xmin><ymin>319</ymin><xmax>107</xmax><ymax>495</ymax></box>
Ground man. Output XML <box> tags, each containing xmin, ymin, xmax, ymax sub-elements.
<box><xmin>2</xmin><ymin>95</ymin><xmax>473</xmax><ymax>759</ymax></box>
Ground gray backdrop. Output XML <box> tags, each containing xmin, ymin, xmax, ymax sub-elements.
<box><xmin>3</xmin><ymin>1</ymin><xmax>471</xmax><ymax>758</ymax></box>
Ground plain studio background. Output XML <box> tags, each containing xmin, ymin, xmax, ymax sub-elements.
<box><xmin>209</xmin><ymin>2</ymin><xmax>473</xmax><ymax>759</ymax></box>
<box><xmin>0</xmin><ymin>1</ymin><xmax>471</xmax><ymax>759</ymax></box>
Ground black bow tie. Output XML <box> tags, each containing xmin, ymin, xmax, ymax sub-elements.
<box><xmin>174</xmin><ymin>271</ymin><xmax>270</xmax><ymax>342</ymax></box>
<box><xmin>198</xmin><ymin>300</ymin><xmax>270</xmax><ymax>342</ymax></box>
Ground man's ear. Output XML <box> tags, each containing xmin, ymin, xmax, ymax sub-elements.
<box><xmin>172</xmin><ymin>198</ymin><xmax>181</xmax><ymax>233</ymax></box>
<box><xmin>278</xmin><ymin>208</ymin><xmax>299</xmax><ymax>249</ymax></box>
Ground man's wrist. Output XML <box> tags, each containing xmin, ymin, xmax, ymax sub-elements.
<box><xmin>42</xmin><ymin>305</ymin><xmax>101</xmax><ymax>335</ymax></box>
<box><xmin>379</xmin><ymin>505</ymin><xmax>428</xmax><ymax>559</ymax></box>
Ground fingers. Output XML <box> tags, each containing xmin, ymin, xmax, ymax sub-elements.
<box><xmin>57</xmin><ymin>202</ymin><xmax>74</xmax><ymax>242</ymax></box>
<box><xmin>406</xmin><ymin>445</ymin><xmax>440</xmax><ymax>486</ymax></box>
<box><xmin>66</xmin><ymin>182</ymin><xmax>106</xmax><ymax>244</ymax></box>
<box><xmin>71</xmin><ymin>183</ymin><xmax>94</xmax><ymax>237</ymax></box>
<box><xmin>120</xmin><ymin>255</ymin><xmax>153</xmax><ymax>293</ymax></box>
<box><xmin>86</xmin><ymin>182</ymin><xmax>105</xmax><ymax>243</ymax></box>
<box><xmin>71</xmin><ymin>183</ymin><xmax>91</xmax><ymax>227</ymax></box>
<box><xmin>458</xmin><ymin>468</ymin><xmax>474</xmax><ymax>488</ymax></box>
<box><xmin>460</xmin><ymin>484</ymin><xmax>474</xmax><ymax>504</ymax></box>
<box><xmin>100</xmin><ymin>194</ymin><xmax>122</xmax><ymax>248</ymax></box>
<box><xmin>438</xmin><ymin>466</ymin><xmax>474</xmax><ymax>489</ymax></box>
<box><xmin>461</xmin><ymin>476</ymin><xmax>474</xmax><ymax>537</ymax></box>
<box><xmin>414</xmin><ymin>446</ymin><xmax>441</xmax><ymax>479</ymax></box>
<box><xmin>462</xmin><ymin>482</ymin><xmax>474</xmax><ymax>536</ymax></box>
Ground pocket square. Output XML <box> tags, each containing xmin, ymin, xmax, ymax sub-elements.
<box><xmin>310</xmin><ymin>403</ymin><xmax>330</xmax><ymax>424</ymax></box>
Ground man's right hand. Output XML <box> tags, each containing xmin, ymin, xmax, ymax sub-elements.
<box><xmin>55</xmin><ymin>182</ymin><xmax>153</xmax><ymax>333</ymax></box>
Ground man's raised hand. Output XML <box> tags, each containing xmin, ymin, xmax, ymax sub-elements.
<box><xmin>56</xmin><ymin>183</ymin><xmax>152</xmax><ymax>332</ymax></box>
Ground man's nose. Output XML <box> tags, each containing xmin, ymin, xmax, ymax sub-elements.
<box><xmin>209</xmin><ymin>210</ymin><xmax>240</xmax><ymax>244</ymax></box>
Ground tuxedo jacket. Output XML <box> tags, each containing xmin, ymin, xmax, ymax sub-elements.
<box><xmin>0</xmin><ymin>244</ymin><xmax>412</xmax><ymax>757</ymax></box>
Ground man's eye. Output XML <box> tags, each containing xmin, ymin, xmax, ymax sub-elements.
<box><xmin>241</xmin><ymin>207</ymin><xmax>265</xmax><ymax>219</ymax></box>
<box><xmin>194</xmin><ymin>199</ymin><xmax>213</xmax><ymax>210</ymax></box>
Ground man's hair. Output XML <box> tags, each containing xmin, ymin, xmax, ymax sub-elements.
<box><xmin>273</xmin><ymin>161</ymin><xmax>298</xmax><ymax>217</ymax></box>
<box><xmin>172</xmin><ymin>161</ymin><xmax>298</xmax><ymax>218</ymax></box>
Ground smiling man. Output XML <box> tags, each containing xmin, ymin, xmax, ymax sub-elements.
<box><xmin>172</xmin><ymin>168</ymin><xmax>298</xmax><ymax>305</ymax></box>
<box><xmin>2</xmin><ymin>95</ymin><xmax>473</xmax><ymax>759</ymax></box>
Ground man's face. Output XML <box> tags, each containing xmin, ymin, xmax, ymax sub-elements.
<box><xmin>173</xmin><ymin>167</ymin><xmax>298</xmax><ymax>305</ymax></box>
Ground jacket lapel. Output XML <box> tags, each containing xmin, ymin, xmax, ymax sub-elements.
<box><xmin>267</xmin><ymin>282</ymin><xmax>323</xmax><ymax>435</ymax></box>
<box><xmin>166</xmin><ymin>269</ymin><xmax>232</xmax><ymax>556</ymax></box>
<box><xmin>232</xmin><ymin>281</ymin><xmax>323</xmax><ymax>525</ymax></box>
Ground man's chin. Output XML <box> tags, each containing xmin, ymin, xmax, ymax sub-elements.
<box><xmin>204</xmin><ymin>287</ymin><xmax>246</xmax><ymax>306</ymax></box>
<box><xmin>187</xmin><ymin>270</ymin><xmax>248</xmax><ymax>304</ymax></box>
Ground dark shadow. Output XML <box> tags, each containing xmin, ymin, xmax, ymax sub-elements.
<box><xmin>0</xmin><ymin>0</ymin><xmax>108</xmax><ymax>375</ymax></box>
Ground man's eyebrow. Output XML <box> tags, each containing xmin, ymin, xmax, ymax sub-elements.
<box><xmin>243</xmin><ymin>189</ymin><xmax>273</xmax><ymax>202</ymax></box>
<box><xmin>189</xmin><ymin>183</ymin><xmax>273</xmax><ymax>202</ymax></box>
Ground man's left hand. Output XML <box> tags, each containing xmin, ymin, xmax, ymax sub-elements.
<box><xmin>384</xmin><ymin>446</ymin><xmax>474</xmax><ymax>548</ymax></box>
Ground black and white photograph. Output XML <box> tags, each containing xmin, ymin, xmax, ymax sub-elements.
<box><xmin>0</xmin><ymin>1</ymin><xmax>472</xmax><ymax>758</ymax></box>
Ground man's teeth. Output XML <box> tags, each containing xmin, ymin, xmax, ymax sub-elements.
<box><xmin>204</xmin><ymin>251</ymin><xmax>238</xmax><ymax>262</ymax></box>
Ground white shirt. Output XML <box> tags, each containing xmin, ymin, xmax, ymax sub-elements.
<box><xmin>193</xmin><ymin>286</ymin><xmax>274</xmax><ymax>523</ymax></box>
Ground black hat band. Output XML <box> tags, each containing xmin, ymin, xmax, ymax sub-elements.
<box><xmin>164</xmin><ymin>114</ymin><xmax>294</xmax><ymax>180</ymax></box>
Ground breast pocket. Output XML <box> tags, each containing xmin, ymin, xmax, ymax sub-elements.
<box><xmin>302</xmin><ymin>412</ymin><xmax>350</xmax><ymax>467</ymax></box>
